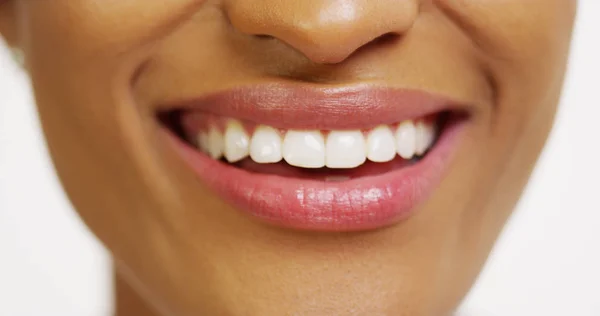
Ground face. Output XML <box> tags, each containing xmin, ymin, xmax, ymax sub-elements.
<box><xmin>1</xmin><ymin>0</ymin><xmax>576</xmax><ymax>315</ymax></box>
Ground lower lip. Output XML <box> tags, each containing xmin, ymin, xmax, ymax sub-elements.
<box><xmin>163</xmin><ymin>119</ymin><xmax>466</xmax><ymax>232</ymax></box>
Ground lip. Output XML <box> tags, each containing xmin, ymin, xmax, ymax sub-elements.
<box><xmin>160</xmin><ymin>83</ymin><xmax>470</xmax><ymax>130</ymax></box>
<box><xmin>159</xmin><ymin>84</ymin><xmax>470</xmax><ymax>231</ymax></box>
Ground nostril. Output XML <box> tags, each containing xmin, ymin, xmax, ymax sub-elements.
<box><xmin>372</xmin><ymin>33</ymin><xmax>400</xmax><ymax>45</ymax></box>
<box><xmin>364</xmin><ymin>32</ymin><xmax>401</xmax><ymax>50</ymax></box>
<box><xmin>254</xmin><ymin>34</ymin><xmax>275</xmax><ymax>40</ymax></box>
<box><xmin>343</xmin><ymin>32</ymin><xmax>400</xmax><ymax>61</ymax></box>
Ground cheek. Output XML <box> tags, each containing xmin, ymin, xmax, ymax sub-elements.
<box><xmin>17</xmin><ymin>2</ymin><xmax>209</xmax><ymax>256</ymax></box>
<box><xmin>435</xmin><ymin>0</ymin><xmax>576</xmax><ymax>59</ymax></box>
<box><xmin>436</xmin><ymin>0</ymin><xmax>576</xmax><ymax>136</ymax></box>
<box><xmin>19</xmin><ymin>1</ymin><xmax>206</xmax><ymax>76</ymax></box>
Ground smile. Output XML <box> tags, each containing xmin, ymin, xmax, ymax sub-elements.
<box><xmin>159</xmin><ymin>83</ymin><xmax>471</xmax><ymax>231</ymax></box>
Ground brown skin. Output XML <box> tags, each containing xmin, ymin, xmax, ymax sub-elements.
<box><xmin>1</xmin><ymin>1</ymin><xmax>576</xmax><ymax>315</ymax></box>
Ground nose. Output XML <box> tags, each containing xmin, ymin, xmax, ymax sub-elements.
<box><xmin>225</xmin><ymin>0</ymin><xmax>420</xmax><ymax>64</ymax></box>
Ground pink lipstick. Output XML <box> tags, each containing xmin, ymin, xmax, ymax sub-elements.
<box><xmin>159</xmin><ymin>83</ymin><xmax>469</xmax><ymax>231</ymax></box>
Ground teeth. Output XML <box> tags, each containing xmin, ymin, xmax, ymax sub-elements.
<box><xmin>196</xmin><ymin>119</ymin><xmax>437</xmax><ymax>168</ymax></box>
<box><xmin>207</xmin><ymin>126</ymin><xmax>224</xmax><ymax>159</ymax></box>
<box><xmin>326</xmin><ymin>131</ymin><xmax>367</xmax><ymax>168</ymax></box>
<box><xmin>282</xmin><ymin>130</ymin><xmax>326</xmax><ymax>168</ymax></box>
<box><xmin>395</xmin><ymin>121</ymin><xmax>417</xmax><ymax>159</ymax></box>
<box><xmin>196</xmin><ymin>132</ymin><xmax>209</xmax><ymax>154</ymax></box>
<box><xmin>224</xmin><ymin>120</ymin><xmax>250</xmax><ymax>163</ymax></box>
<box><xmin>250</xmin><ymin>125</ymin><xmax>283</xmax><ymax>163</ymax></box>
<box><xmin>415</xmin><ymin>121</ymin><xmax>436</xmax><ymax>156</ymax></box>
<box><xmin>366</xmin><ymin>125</ymin><xmax>397</xmax><ymax>163</ymax></box>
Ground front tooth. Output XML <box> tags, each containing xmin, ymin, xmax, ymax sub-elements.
<box><xmin>395</xmin><ymin>121</ymin><xmax>417</xmax><ymax>159</ymax></box>
<box><xmin>250</xmin><ymin>125</ymin><xmax>283</xmax><ymax>163</ymax></box>
<box><xmin>326</xmin><ymin>131</ymin><xmax>366</xmax><ymax>168</ymax></box>
<box><xmin>282</xmin><ymin>130</ymin><xmax>325</xmax><ymax>168</ymax></box>
<box><xmin>367</xmin><ymin>125</ymin><xmax>397</xmax><ymax>163</ymax></box>
<box><xmin>207</xmin><ymin>126</ymin><xmax>224</xmax><ymax>159</ymax></box>
<box><xmin>224</xmin><ymin>120</ymin><xmax>250</xmax><ymax>163</ymax></box>
<box><xmin>415</xmin><ymin>121</ymin><xmax>435</xmax><ymax>156</ymax></box>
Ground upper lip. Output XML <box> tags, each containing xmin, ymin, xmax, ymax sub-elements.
<box><xmin>159</xmin><ymin>83</ymin><xmax>471</xmax><ymax>130</ymax></box>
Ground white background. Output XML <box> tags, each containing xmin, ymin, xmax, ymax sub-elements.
<box><xmin>1</xmin><ymin>2</ymin><xmax>599</xmax><ymax>316</ymax></box>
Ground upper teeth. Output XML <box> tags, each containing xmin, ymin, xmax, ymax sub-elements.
<box><xmin>250</xmin><ymin>125</ymin><xmax>283</xmax><ymax>164</ymax></box>
<box><xmin>197</xmin><ymin>119</ymin><xmax>436</xmax><ymax>169</ymax></box>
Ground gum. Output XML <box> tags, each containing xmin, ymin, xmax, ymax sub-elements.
<box><xmin>180</xmin><ymin>111</ymin><xmax>439</xmax><ymax>140</ymax></box>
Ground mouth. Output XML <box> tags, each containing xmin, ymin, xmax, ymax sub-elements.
<box><xmin>158</xmin><ymin>84</ymin><xmax>470</xmax><ymax>231</ymax></box>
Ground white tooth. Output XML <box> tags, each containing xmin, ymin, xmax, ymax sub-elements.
<box><xmin>326</xmin><ymin>130</ymin><xmax>367</xmax><ymax>168</ymax></box>
<box><xmin>207</xmin><ymin>126</ymin><xmax>224</xmax><ymax>159</ymax></box>
<box><xmin>424</xmin><ymin>124</ymin><xmax>436</xmax><ymax>150</ymax></box>
<box><xmin>366</xmin><ymin>125</ymin><xmax>396</xmax><ymax>163</ymax></box>
<box><xmin>395</xmin><ymin>121</ymin><xmax>417</xmax><ymax>159</ymax></box>
<box><xmin>415</xmin><ymin>121</ymin><xmax>436</xmax><ymax>156</ymax></box>
<box><xmin>250</xmin><ymin>125</ymin><xmax>283</xmax><ymax>163</ymax></box>
<box><xmin>282</xmin><ymin>130</ymin><xmax>325</xmax><ymax>168</ymax></box>
<box><xmin>196</xmin><ymin>132</ymin><xmax>209</xmax><ymax>153</ymax></box>
<box><xmin>224</xmin><ymin>120</ymin><xmax>250</xmax><ymax>163</ymax></box>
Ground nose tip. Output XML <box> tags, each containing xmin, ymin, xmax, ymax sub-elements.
<box><xmin>226</xmin><ymin>0</ymin><xmax>419</xmax><ymax>64</ymax></box>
